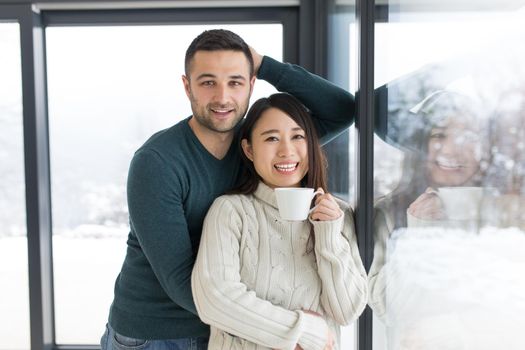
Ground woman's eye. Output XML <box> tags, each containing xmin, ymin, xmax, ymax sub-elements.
<box><xmin>430</xmin><ymin>132</ymin><xmax>446</xmax><ymax>139</ymax></box>
<box><xmin>265</xmin><ymin>136</ymin><xmax>279</xmax><ymax>142</ymax></box>
<box><xmin>293</xmin><ymin>134</ymin><xmax>306</xmax><ymax>140</ymax></box>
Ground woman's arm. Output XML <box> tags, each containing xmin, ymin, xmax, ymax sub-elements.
<box><xmin>310</xmin><ymin>203</ymin><xmax>368</xmax><ymax>326</ymax></box>
<box><xmin>192</xmin><ymin>196</ymin><xmax>331</xmax><ymax>350</ymax></box>
<box><xmin>367</xmin><ymin>206</ymin><xmax>394</xmax><ymax>320</ymax></box>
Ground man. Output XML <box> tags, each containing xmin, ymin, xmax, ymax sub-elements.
<box><xmin>100</xmin><ymin>29</ymin><xmax>354</xmax><ymax>350</ymax></box>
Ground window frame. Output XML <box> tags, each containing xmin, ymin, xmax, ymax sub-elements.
<box><xmin>1</xmin><ymin>1</ymin><xmax>372</xmax><ymax>349</ymax></box>
<box><xmin>2</xmin><ymin>2</ymin><xmax>362</xmax><ymax>350</ymax></box>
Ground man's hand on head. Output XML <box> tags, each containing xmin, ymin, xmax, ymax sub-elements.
<box><xmin>249</xmin><ymin>46</ymin><xmax>263</xmax><ymax>76</ymax></box>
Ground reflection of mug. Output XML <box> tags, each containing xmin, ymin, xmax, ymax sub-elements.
<box><xmin>438</xmin><ymin>187</ymin><xmax>483</xmax><ymax>221</ymax></box>
<box><xmin>274</xmin><ymin>188</ymin><xmax>322</xmax><ymax>221</ymax></box>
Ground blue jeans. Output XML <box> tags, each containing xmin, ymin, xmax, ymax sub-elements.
<box><xmin>100</xmin><ymin>324</ymin><xmax>209</xmax><ymax>350</ymax></box>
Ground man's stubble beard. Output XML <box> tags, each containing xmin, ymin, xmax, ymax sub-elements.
<box><xmin>189</xmin><ymin>92</ymin><xmax>250</xmax><ymax>134</ymax></box>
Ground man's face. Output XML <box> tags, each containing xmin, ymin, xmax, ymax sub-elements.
<box><xmin>182</xmin><ymin>50</ymin><xmax>255</xmax><ymax>134</ymax></box>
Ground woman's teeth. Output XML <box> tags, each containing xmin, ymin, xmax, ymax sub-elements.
<box><xmin>436</xmin><ymin>158</ymin><xmax>462</xmax><ymax>169</ymax></box>
<box><xmin>275</xmin><ymin>163</ymin><xmax>298</xmax><ymax>172</ymax></box>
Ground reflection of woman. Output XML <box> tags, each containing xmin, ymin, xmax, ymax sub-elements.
<box><xmin>378</xmin><ymin>90</ymin><xmax>485</xmax><ymax>229</ymax></box>
<box><xmin>191</xmin><ymin>93</ymin><xmax>367</xmax><ymax>350</ymax></box>
<box><xmin>369</xmin><ymin>90</ymin><xmax>488</xmax><ymax>328</ymax></box>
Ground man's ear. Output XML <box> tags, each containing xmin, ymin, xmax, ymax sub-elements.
<box><xmin>241</xmin><ymin>139</ymin><xmax>254</xmax><ymax>161</ymax></box>
<box><xmin>248</xmin><ymin>75</ymin><xmax>256</xmax><ymax>98</ymax></box>
<box><xmin>182</xmin><ymin>75</ymin><xmax>191</xmax><ymax>99</ymax></box>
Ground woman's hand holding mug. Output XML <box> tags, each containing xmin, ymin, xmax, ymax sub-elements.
<box><xmin>407</xmin><ymin>187</ymin><xmax>445</xmax><ymax>220</ymax></box>
<box><xmin>309</xmin><ymin>188</ymin><xmax>343</xmax><ymax>222</ymax></box>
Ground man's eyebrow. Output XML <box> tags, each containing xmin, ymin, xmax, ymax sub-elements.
<box><xmin>195</xmin><ymin>74</ymin><xmax>247</xmax><ymax>81</ymax></box>
<box><xmin>196</xmin><ymin>73</ymin><xmax>217</xmax><ymax>80</ymax></box>
<box><xmin>229</xmin><ymin>75</ymin><xmax>247</xmax><ymax>81</ymax></box>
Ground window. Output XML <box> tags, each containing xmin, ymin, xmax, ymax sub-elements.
<box><xmin>46</xmin><ymin>23</ymin><xmax>282</xmax><ymax>345</ymax></box>
<box><xmin>0</xmin><ymin>22</ymin><xmax>29</xmax><ymax>350</ymax></box>
<box><xmin>371</xmin><ymin>3</ymin><xmax>525</xmax><ymax>349</ymax></box>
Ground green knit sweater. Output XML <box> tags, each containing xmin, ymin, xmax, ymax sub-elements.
<box><xmin>108</xmin><ymin>56</ymin><xmax>355</xmax><ymax>339</ymax></box>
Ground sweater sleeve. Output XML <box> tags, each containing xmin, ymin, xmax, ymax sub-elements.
<box><xmin>310</xmin><ymin>205</ymin><xmax>368</xmax><ymax>325</ymax></box>
<box><xmin>127</xmin><ymin>148</ymin><xmax>197</xmax><ymax>314</ymax></box>
<box><xmin>192</xmin><ymin>197</ymin><xmax>329</xmax><ymax>350</ymax></box>
<box><xmin>367</xmin><ymin>207</ymin><xmax>394</xmax><ymax>321</ymax></box>
<box><xmin>257</xmin><ymin>56</ymin><xmax>355</xmax><ymax>145</ymax></box>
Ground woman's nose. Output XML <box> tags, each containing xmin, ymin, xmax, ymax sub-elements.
<box><xmin>439</xmin><ymin>136</ymin><xmax>458</xmax><ymax>154</ymax></box>
<box><xmin>277</xmin><ymin>140</ymin><xmax>294</xmax><ymax>157</ymax></box>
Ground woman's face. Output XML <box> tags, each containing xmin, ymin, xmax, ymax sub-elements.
<box><xmin>426</xmin><ymin>118</ymin><xmax>481</xmax><ymax>187</ymax></box>
<box><xmin>241</xmin><ymin>107</ymin><xmax>309</xmax><ymax>188</ymax></box>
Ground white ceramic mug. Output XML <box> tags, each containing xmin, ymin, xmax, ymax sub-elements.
<box><xmin>274</xmin><ymin>187</ymin><xmax>322</xmax><ymax>221</ymax></box>
<box><xmin>438</xmin><ymin>186</ymin><xmax>483</xmax><ymax>221</ymax></box>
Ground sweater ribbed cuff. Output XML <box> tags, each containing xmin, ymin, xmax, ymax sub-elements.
<box><xmin>297</xmin><ymin>312</ymin><xmax>328</xmax><ymax>350</ymax></box>
<box><xmin>311</xmin><ymin>215</ymin><xmax>345</xmax><ymax>251</ymax></box>
<box><xmin>406</xmin><ymin>211</ymin><xmax>443</xmax><ymax>228</ymax></box>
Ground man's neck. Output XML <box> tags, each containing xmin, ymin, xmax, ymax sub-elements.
<box><xmin>188</xmin><ymin>117</ymin><xmax>234</xmax><ymax>160</ymax></box>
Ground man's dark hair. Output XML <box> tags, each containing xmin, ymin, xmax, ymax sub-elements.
<box><xmin>184</xmin><ymin>29</ymin><xmax>254</xmax><ymax>77</ymax></box>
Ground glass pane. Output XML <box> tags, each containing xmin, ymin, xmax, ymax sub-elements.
<box><xmin>0</xmin><ymin>22</ymin><xmax>29</xmax><ymax>350</ymax></box>
<box><xmin>46</xmin><ymin>23</ymin><xmax>282</xmax><ymax>345</ymax></box>
<box><xmin>328</xmin><ymin>5</ymin><xmax>358</xmax><ymax>349</ymax></box>
<box><xmin>371</xmin><ymin>2</ymin><xmax>525</xmax><ymax>349</ymax></box>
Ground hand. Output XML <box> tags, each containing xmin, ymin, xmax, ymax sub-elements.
<box><xmin>300</xmin><ymin>310</ymin><xmax>335</xmax><ymax>350</ymax></box>
<box><xmin>324</xmin><ymin>331</ymin><xmax>335</xmax><ymax>350</ymax></box>
<box><xmin>407</xmin><ymin>187</ymin><xmax>445</xmax><ymax>220</ymax></box>
<box><xmin>249</xmin><ymin>46</ymin><xmax>263</xmax><ymax>75</ymax></box>
<box><xmin>309</xmin><ymin>188</ymin><xmax>343</xmax><ymax>222</ymax></box>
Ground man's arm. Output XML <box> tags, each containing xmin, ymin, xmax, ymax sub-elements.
<box><xmin>252</xmin><ymin>49</ymin><xmax>354</xmax><ymax>145</ymax></box>
<box><xmin>127</xmin><ymin>148</ymin><xmax>197</xmax><ymax>314</ymax></box>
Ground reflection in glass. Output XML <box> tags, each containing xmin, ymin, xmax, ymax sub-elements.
<box><xmin>370</xmin><ymin>3</ymin><xmax>525</xmax><ymax>349</ymax></box>
<box><xmin>0</xmin><ymin>22</ymin><xmax>29</xmax><ymax>350</ymax></box>
<box><xmin>46</xmin><ymin>24</ymin><xmax>282</xmax><ymax>344</ymax></box>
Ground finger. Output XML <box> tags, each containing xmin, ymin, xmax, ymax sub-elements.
<box><xmin>408</xmin><ymin>193</ymin><xmax>441</xmax><ymax>212</ymax></box>
<box><xmin>310</xmin><ymin>208</ymin><xmax>343</xmax><ymax>221</ymax></box>
<box><xmin>314</xmin><ymin>198</ymin><xmax>339</xmax><ymax>211</ymax></box>
<box><xmin>315</xmin><ymin>193</ymin><xmax>337</xmax><ymax>206</ymax></box>
<box><xmin>313</xmin><ymin>205</ymin><xmax>341</xmax><ymax>218</ymax></box>
<box><xmin>411</xmin><ymin>192</ymin><xmax>437</xmax><ymax>206</ymax></box>
<box><xmin>409</xmin><ymin>201</ymin><xmax>446</xmax><ymax>219</ymax></box>
<box><xmin>312</xmin><ymin>199</ymin><xmax>341</xmax><ymax>214</ymax></box>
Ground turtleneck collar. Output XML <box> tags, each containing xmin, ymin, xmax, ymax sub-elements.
<box><xmin>253</xmin><ymin>181</ymin><xmax>278</xmax><ymax>209</ymax></box>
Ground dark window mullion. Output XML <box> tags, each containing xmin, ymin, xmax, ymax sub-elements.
<box><xmin>19</xmin><ymin>4</ymin><xmax>55</xmax><ymax>350</ymax></box>
<box><xmin>41</xmin><ymin>7</ymin><xmax>296</xmax><ymax>26</ymax></box>
<box><xmin>356</xmin><ymin>0</ymin><xmax>375</xmax><ymax>350</ymax></box>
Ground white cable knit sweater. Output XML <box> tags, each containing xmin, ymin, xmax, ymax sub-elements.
<box><xmin>191</xmin><ymin>182</ymin><xmax>368</xmax><ymax>350</ymax></box>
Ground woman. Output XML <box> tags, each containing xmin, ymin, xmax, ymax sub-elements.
<box><xmin>191</xmin><ymin>93</ymin><xmax>367</xmax><ymax>350</ymax></box>
<box><xmin>376</xmin><ymin>90</ymin><xmax>486</xmax><ymax>230</ymax></box>
<box><xmin>368</xmin><ymin>90</ymin><xmax>491</xmax><ymax>349</ymax></box>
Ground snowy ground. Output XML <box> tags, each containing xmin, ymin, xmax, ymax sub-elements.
<box><xmin>0</xmin><ymin>236</ymin><xmax>127</xmax><ymax>349</ymax></box>
<box><xmin>5</xmin><ymin>227</ymin><xmax>523</xmax><ymax>350</ymax></box>
<box><xmin>0</xmin><ymin>236</ymin><xmax>358</xmax><ymax>349</ymax></box>
<box><xmin>379</xmin><ymin>227</ymin><xmax>525</xmax><ymax>350</ymax></box>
